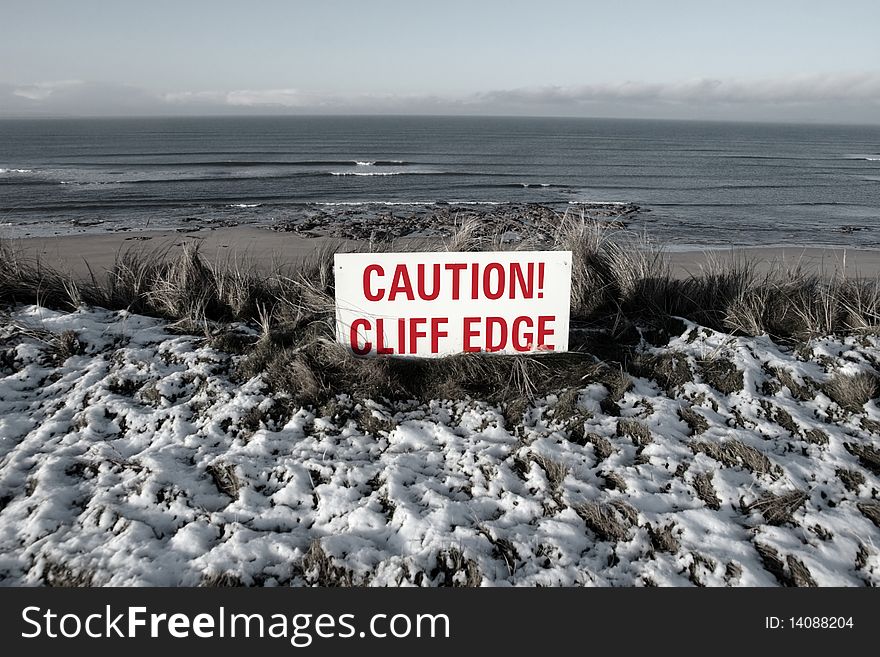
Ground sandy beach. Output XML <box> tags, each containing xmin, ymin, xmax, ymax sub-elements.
<box><xmin>4</xmin><ymin>228</ymin><xmax>344</xmax><ymax>278</ymax></box>
<box><xmin>7</xmin><ymin>226</ymin><xmax>880</xmax><ymax>280</ymax></box>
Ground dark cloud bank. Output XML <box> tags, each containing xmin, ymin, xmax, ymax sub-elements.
<box><xmin>2</xmin><ymin>72</ymin><xmax>879</xmax><ymax>123</ymax></box>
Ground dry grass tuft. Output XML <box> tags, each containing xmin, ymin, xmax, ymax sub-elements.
<box><xmin>555</xmin><ymin>216</ymin><xmax>667</xmax><ymax>319</ymax></box>
<box><xmin>823</xmin><ymin>371</ymin><xmax>880</xmax><ymax>413</ymax></box>
<box><xmin>678</xmin><ymin>405</ymin><xmax>709</xmax><ymax>435</ymax></box>
<box><xmin>857</xmin><ymin>501</ymin><xmax>880</xmax><ymax>528</ymax></box>
<box><xmin>760</xmin><ymin>401</ymin><xmax>801</xmax><ymax>437</ymax></box>
<box><xmin>860</xmin><ymin>418</ymin><xmax>880</xmax><ymax>435</ymax></box>
<box><xmin>42</xmin><ymin>561</ymin><xmax>95</xmax><ymax>587</ymax></box>
<box><xmin>692</xmin><ymin>471</ymin><xmax>722</xmax><ymax>510</ymax></box>
<box><xmin>844</xmin><ymin>442</ymin><xmax>880</xmax><ymax>476</ymax></box>
<box><xmin>433</xmin><ymin>547</ymin><xmax>482</xmax><ymax>587</ymax></box>
<box><xmin>574</xmin><ymin>499</ymin><xmax>638</xmax><ymax>542</ymax></box>
<box><xmin>803</xmin><ymin>428</ymin><xmax>829</xmax><ymax>446</ymax></box>
<box><xmin>531</xmin><ymin>454</ymin><xmax>568</xmax><ymax>491</ymax></box>
<box><xmin>769</xmin><ymin>366</ymin><xmax>816</xmax><ymax>401</ymax></box>
<box><xmin>552</xmin><ymin>387</ymin><xmax>583</xmax><ymax>419</ymax></box>
<box><xmin>754</xmin><ymin>543</ymin><xmax>817</xmax><ymax>587</ymax></box>
<box><xmin>584</xmin><ymin>433</ymin><xmax>615</xmax><ymax>462</ymax></box>
<box><xmin>300</xmin><ymin>541</ymin><xmax>358</xmax><ymax>587</ymax></box>
<box><xmin>200</xmin><ymin>572</ymin><xmax>245</xmax><ymax>587</ymax></box>
<box><xmin>785</xmin><ymin>555</ymin><xmax>818</xmax><ymax>588</ymax></box>
<box><xmin>836</xmin><ymin>468</ymin><xmax>865</xmax><ymax>493</ymax></box>
<box><xmin>629</xmin><ymin>351</ymin><xmax>693</xmax><ymax>394</ymax></box>
<box><xmin>647</xmin><ymin>522</ymin><xmax>680</xmax><ymax>554</ymax></box>
<box><xmin>691</xmin><ymin>439</ymin><xmax>776</xmax><ymax>475</ymax></box>
<box><xmin>745</xmin><ymin>490</ymin><xmax>808</xmax><ymax>526</ymax></box>
<box><xmin>698</xmin><ymin>357</ymin><xmax>744</xmax><ymax>395</ymax></box>
<box><xmin>616</xmin><ymin>418</ymin><xmax>652</xmax><ymax>448</ymax></box>
<box><xmin>596</xmin><ymin>366</ymin><xmax>632</xmax><ymax>415</ymax></box>
<box><xmin>600</xmin><ymin>470</ymin><xmax>627</xmax><ymax>492</ymax></box>
<box><xmin>51</xmin><ymin>330</ymin><xmax>85</xmax><ymax>363</ymax></box>
<box><xmin>206</xmin><ymin>462</ymin><xmax>241</xmax><ymax>499</ymax></box>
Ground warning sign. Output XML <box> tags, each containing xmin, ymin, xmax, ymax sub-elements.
<box><xmin>334</xmin><ymin>251</ymin><xmax>572</xmax><ymax>357</ymax></box>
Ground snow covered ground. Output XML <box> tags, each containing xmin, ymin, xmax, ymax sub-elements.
<box><xmin>0</xmin><ymin>304</ymin><xmax>878</xmax><ymax>586</ymax></box>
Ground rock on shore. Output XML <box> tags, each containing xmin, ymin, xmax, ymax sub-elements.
<box><xmin>270</xmin><ymin>202</ymin><xmax>641</xmax><ymax>241</ymax></box>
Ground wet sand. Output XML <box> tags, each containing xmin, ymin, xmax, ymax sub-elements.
<box><xmin>6</xmin><ymin>227</ymin><xmax>880</xmax><ymax>280</ymax></box>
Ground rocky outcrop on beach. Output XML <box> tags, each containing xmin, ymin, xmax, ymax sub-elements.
<box><xmin>269</xmin><ymin>202</ymin><xmax>641</xmax><ymax>241</ymax></box>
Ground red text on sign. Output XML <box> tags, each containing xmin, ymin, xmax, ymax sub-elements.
<box><xmin>348</xmin><ymin>315</ymin><xmax>556</xmax><ymax>355</ymax></box>
<box><xmin>361</xmin><ymin>262</ymin><xmax>546</xmax><ymax>302</ymax></box>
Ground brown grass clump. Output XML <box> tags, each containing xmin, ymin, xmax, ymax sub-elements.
<box><xmin>206</xmin><ymin>462</ymin><xmax>241</xmax><ymax>499</ymax></box>
<box><xmin>860</xmin><ymin>418</ymin><xmax>880</xmax><ymax>435</ymax></box>
<box><xmin>43</xmin><ymin>561</ymin><xmax>95</xmax><ymax>587</ymax></box>
<box><xmin>552</xmin><ymin>387</ymin><xmax>584</xmax><ymax>419</ymax></box>
<box><xmin>768</xmin><ymin>366</ymin><xmax>816</xmax><ymax>402</ymax></box>
<box><xmin>647</xmin><ymin>523</ymin><xmax>680</xmax><ymax>554</ymax></box>
<box><xmin>49</xmin><ymin>330</ymin><xmax>85</xmax><ymax>363</ymax></box>
<box><xmin>300</xmin><ymin>541</ymin><xmax>358</xmax><ymax>587</ymax></box>
<box><xmin>823</xmin><ymin>371</ymin><xmax>880</xmax><ymax>413</ymax></box>
<box><xmin>844</xmin><ymin>442</ymin><xmax>880</xmax><ymax>476</ymax></box>
<box><xmin>616</xmin><ymin>418</ymin><xmax>652</xmax><ymax>448</ymax></box>
<box><xmin>200</xmin><ymin>572</ymin><xmax>245</xmax><ymax>587</ymax></box>
<box><xmin>600</xmin><ymin>470</ymin><xmax>627</xmax><ymax>492</ymax></box>
<box><xmin>744</xmin><ymin>490</ymin><xmax>808</xmax><ymax>526</ymax></box>
<box><xmin>583</xmin><ymin>433</ymin><xmax>615</xmax><ymax>461</ymax></box>
<box><xmin>0</xmin><ymin>243</ymin><xmax>80</xmax><ymax>311</ymax></box>
<box><xmin>574</xmin><ymin>499</ymin><xmax>638</xmax><ymax>542</ymax></box>
<box><xmin>596</xmin><ymin>366</ymin><xmax>633</xmax><ymax>415</ymax></box>
<box><xmin>678</xmin><ymin>406</ymin><xmax>709</xmax><ymax>435</ymax></box>
<box><xmin>857</xmin><ymin>501</ymin><xmax>880</xmax><ymax>528</ymax></box>
<box><xmin>531</xmin><ymin>455</ymin><xmax>568</xmax><ymax>491</ymax></box>
<box><xmin>433</xmin><ymin>547</ymin><xmax>482</xmax><ymax>587</ymax></box>
<box><xmin>557</xmin><ymin>217</ymin><xmax>667</xmax><ymax>319</ymax></box>
<box><xmin>786</xmin><ymin>556</ymin><xmax>818</xmax><ymax>588</ymax></box>
<box><xmin>754</xmin><ymin>543</ymin><xmax>817</xmax><ymax>587</ymax></box>
<box><xmin>629</xmin><ymin>351</ymin><xmax>693</xmax><ymax>394</ymax></box>
<box><xmin>803</xmin><ymin>428</ymin><xmax>829</xmax><ymax>446</ymax></box>
<box><xmin>836</xmin><ymin>468</ymin><xmax>865</xmax><ymax>493</ymax></box>
<box><xmin>692</xmin><ymin>472</ymin><xmax>722</xmax><ymax>510</ymax></box>
<box><xmin>759</xmin><ymin>401</ymin><xmax>801</xmax><ymax>437</ymax></box>
<box><xmin>698</xmin><ymin>357</ymin><xmax>744</xmax><ymax>395</ymax></box>
<box><xmin>690</xmin><ymin>439</ymin><xmax>776</xmax><ymax>475</ymax></box>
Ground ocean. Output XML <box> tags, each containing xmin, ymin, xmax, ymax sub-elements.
<box><xmin>1</xmin><ymin>115</ymin><xmax>878</xmax><ymax>247</ymax></box>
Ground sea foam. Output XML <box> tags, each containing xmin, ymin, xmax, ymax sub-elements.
<box><xmin>329</xmin><ymin>171</ymin><xmax>429</xmax><ymax>176</ymax></box>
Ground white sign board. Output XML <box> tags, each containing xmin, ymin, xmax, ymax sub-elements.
<box><xmin>334</xmin><ymin>251</ymin><xmax>572</xmax><ymax>357</ymax></box>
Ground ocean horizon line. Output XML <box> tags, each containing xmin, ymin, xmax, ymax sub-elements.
<box><xmin>1</xmin><ymin>112</ymin><xmax>879</xmax><ymax>129</ymax></box>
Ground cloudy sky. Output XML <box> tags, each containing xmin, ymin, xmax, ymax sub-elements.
<box><xmin>2</xmin><ymin>0</ymin><xmax>879</xmax><ymax>122</ymax></box>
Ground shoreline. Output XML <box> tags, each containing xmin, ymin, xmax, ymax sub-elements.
<box><xmin>4</xmin><ymin>201</ymin><xmax>879</xmax><ymax>280</ymax></box>
<box><xmin>5</xmin><ymin>225</ymin><xmax>880</xmax><ymax>279</ymax></box>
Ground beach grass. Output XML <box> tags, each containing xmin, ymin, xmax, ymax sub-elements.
<box><xmin>3</xmin><ymin>215</ymin><xmax>879</xmax><ymax>406</ymax></box>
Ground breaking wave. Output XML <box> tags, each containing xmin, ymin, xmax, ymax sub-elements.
<box><xmin>329</xmin><ymin>171</ymin><xmax>434</xmax><ymax>176</ymax></box>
